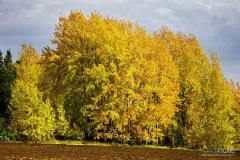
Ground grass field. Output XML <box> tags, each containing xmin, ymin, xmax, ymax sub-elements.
<box><xmin>0</xmin><ymin>142</ymin><xmax>239</xmax><ymax>160</ymax></box>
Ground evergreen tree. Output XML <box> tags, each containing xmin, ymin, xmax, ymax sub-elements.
<box><xmin>0</xmin><ymin>50</ymin><xmax>5</xmax><ymax>116</ymax></box>
<box><xmin>4</xmin><ymin>49</ymin><xmax>13</xmax><ymax>65</ymax></box>
<box><xmin>3</xmin><ymin>49</ymin><xmax>16</xmax><ymax>117</ymax></box>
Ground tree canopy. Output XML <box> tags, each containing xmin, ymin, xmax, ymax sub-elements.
<box><xmin>0</xmin><ymin>11</ymin><xmax>238</xmax><ymax>149</ymax></box>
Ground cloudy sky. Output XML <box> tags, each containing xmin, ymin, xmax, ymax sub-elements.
<box><xmin>0</xmin><ymin>0</ymin><xmax>240</xmax><ymax>81</ymax></box>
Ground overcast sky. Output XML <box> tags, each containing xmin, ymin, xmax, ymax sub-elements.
<box><xmin>0</xmin><ymin>0</ymin><xmax>240</xmax><ymax>81</ymax></box>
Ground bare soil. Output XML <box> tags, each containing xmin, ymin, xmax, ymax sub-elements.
<box><xmin>0</xmin><ymin>142</ymin><xmax>239</xmax><ymax>160</ymax></box>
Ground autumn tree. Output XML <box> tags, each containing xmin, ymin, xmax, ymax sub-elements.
<box><xmin>10</xmin><ymin>45</ymin><xmax>55</xmax><ymax>141</ymax></box>
<box><xmin>154</xmin><ymin>28</ymin><xmax>210</xmax><ymax>147</ymax></box>
<box><xmin>154</xmin><ymin>27</ymin><xmax>235</xmax><ymax>148</ymax></box>
<box><xmin>30</xmin><ymin>11</ymin><xmax>237</xmax><ymax>147</ymax></box>
<box><xmin>42</xmin><ymin>12</ymin><xmax>180</xmax><ymax>143</ymax></box>
<box><xmin>198</xmin><ymin>52</ymin><xmax>234</xmax><ymax>148</ymax></box>
<box><xmin>229</xmin><ymin>81</ymin><xmax>240</xmax><ymax>148</ymax></box>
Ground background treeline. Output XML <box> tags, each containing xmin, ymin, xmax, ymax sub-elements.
<box><xmin>1</xmin><ymin>11</ymin><xmax>240</xmax><ymax>149</ymax></box>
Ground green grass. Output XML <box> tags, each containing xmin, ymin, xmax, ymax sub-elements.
<box><xmin>41</xmin><ymin>140</ymin><xmax>83</xmax><ymax>145</ymax></box>
<box><xmin>6</xmin><ymin>139</ymin><xmax>240</xmax><ymax>153</ymax></box>
<box><xmin>41</xmin><ymin>140</ymin><xmax>172</xmax><ymax>150</ymax></box>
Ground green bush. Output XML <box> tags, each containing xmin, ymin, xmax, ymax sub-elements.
<box><xmin>0</xmin><ymin>117</ymin><xmax>18</xmax><ymax>141</ymax></box>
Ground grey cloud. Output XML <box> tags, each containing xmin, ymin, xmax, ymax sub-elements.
<box><xmin>0</xmin><ymin>0</ymin><xmax>239</xmax><ymax>81</ymax></box>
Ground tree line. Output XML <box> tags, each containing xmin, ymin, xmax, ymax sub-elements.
<box><xmin>0</xmin><ymin>11</ymin><xmax>240</xmax><ymax>149</ymax></box>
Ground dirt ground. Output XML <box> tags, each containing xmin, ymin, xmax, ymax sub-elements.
<box><xmin>0</xmin><ymin>143</ymin><xmax>239</xmax><ymax>160</ymax></box>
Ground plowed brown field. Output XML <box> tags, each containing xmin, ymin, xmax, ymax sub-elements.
<box><xmin>0</xmin><ymin>143</ymin><xmax>239</xmax><ymax>160</ymax></box>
